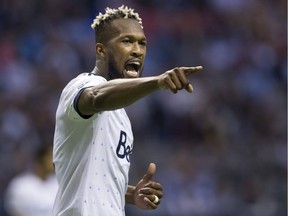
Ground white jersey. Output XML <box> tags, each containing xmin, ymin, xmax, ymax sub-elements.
<box><xmin>53</xmin><ymin>73</ymin><xmax>134</xmax><ymax>216</ymax></box>
<box><xmin>5</xmin><ymin>172</ymin><xmax>58</xmax><ymax>216</ymax></box>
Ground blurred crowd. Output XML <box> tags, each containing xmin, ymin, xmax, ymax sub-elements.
<box><xmin>0</xmin><ymin>0</ymin><xmax>286</xmax><ymax>216</ymax></box>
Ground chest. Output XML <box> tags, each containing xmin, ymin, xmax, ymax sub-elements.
<box><xmin>92</xmin><ymin>109</ymin><xmax>134</xmax><ymax>163</ymax></box>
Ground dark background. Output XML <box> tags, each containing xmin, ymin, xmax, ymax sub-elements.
<box><xmin>0</xmin><ymin>0</ymin><xmax>286</xmax><ymax>215</ymax></box>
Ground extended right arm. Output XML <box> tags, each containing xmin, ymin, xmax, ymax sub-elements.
<box><xmin>77</xmin><ymin>66</ymin><xmax>203</xmax><ymax>116</ymax></box>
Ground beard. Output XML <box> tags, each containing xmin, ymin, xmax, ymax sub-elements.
<box><xmin>107</xmin><ymin>55</ymin><xmax>122</xmax><ymax>80</ymax></box>
<box><xmin>106</xmin><ymin>52</ymin><xmax>144</xmax><ymax>80</ymax></box>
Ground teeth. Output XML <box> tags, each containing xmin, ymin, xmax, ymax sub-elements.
<box><xmin>125</xmin><ymin>60</ymin><xmax>141</xmax><ymax>74</ymax></box>
<box><xmin>128</xmin><ymin>62</ymin><xmax>140</xmax><ymax>66</ymax></box>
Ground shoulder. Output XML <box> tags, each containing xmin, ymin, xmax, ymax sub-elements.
<box><xmin>70</xmin><ymin>73</ymin><xmax>106</xmax><ymax>85</ymax></box>
<box><xmin>63</xmin><ymin>73</ymin><xmax>106</xmax><ymax>93</ymax></box>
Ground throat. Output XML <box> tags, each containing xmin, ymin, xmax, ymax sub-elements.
<box><xmin>92</xmin><ymin>67</ymin><xmax>100</xmax><ymax>75</ymax></box>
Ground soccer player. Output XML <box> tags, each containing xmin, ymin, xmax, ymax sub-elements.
<box><xmin>53</xmin><ymin>5</ymin><xmax>203</xmax><ymax>216</ymax></box>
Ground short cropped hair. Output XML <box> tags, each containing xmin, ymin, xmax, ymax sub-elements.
<box><xmin>91</xmin><ymin>5</ymin><xmax>143</xmax><ymax>44</ymax></box>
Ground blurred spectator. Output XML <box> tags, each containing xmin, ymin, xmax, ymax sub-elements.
<box><xmin>4</xmin><ymin>145</ymin><xmax>57</xmax><ymax>216</ymax></box>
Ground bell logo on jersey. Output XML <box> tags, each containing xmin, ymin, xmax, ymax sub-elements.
<box><xmin>116</xmin><ymin>130</ymin><xmax>133</xmax><ymax>162</ymax></box>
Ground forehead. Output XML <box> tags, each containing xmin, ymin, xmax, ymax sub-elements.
<box><xmin>108</xmin><ymin>18</ymin><xmax>145</xmax><ymax>39</ymax></box>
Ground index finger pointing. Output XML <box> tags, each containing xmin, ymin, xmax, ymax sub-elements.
<box><xmin>180</xmin><ymin>66</ymin><xmax>203</xmax><ymax>75</ymax></box>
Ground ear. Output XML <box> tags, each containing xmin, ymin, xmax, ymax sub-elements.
<box><xmin>96</xmin><ymin>43</ymin><xmax>106</xmax><ymax>58</ymax></box>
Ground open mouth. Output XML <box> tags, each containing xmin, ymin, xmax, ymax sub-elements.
<box><xmin>124</xmin><ymin>61</ymin><xmax>141</xmax><ymax>78</ymax></box>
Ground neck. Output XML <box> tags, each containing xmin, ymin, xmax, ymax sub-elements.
<box><xmin>94</xmin><ymin>60</ymin><xmax>108</xmax><ymax>79</ymax></box>
<box><xmin>92</xmin><ymin>66</ymin><xmax>101</xmax><ymax>75</ymax></box>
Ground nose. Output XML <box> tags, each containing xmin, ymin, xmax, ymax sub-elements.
<box><xmin>131</xmin><ymin>42</ymin><xmax>144</xmax><ymax>57</ymax></box>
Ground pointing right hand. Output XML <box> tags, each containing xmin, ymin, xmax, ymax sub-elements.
<box><xmin>158</xmin><ymin>66</ymin><xmax>203</xmax><ymax>93</ymax></box>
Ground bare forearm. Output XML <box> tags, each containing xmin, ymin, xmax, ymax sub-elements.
<box><xmin>78</xmin><ymin>66</ymin><xmax>203</xmax><ymax>115</ymax></box>
<box><xmin>81</xmin><ymin>77</ymin><xmax>160</xmax><ymax>114</ymax></box>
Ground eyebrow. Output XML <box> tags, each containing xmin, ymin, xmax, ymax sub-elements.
<box><xmin>119</xmin><ymin>34</ymin><xmax>147</xmax><ymax>41</ymax></box>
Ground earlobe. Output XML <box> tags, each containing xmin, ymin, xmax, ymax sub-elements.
<box><xmin>96</xmin><ymin>43</ymin><xmax>106</xmax><ymax>58</ymax></box>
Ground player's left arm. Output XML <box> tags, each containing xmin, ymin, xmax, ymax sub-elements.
<box><xmin>125</xmin><ymin>163</ymin><xmax>163</xmax><ymax>210</ymax></box>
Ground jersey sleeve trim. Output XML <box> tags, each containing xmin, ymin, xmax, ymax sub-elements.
<box><xmin>73</xmin><ymin>87</ymin><xmax>93</xmax><ymax>119</ymax></box>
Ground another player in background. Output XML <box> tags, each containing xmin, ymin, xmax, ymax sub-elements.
<box><xmin>53</xmin><ymin>5</ymin><xmax>203</xmax><ymax>216</ymax></box>
<box><xmin>5</xmin><ymin>145</ymin><xmax>58</xmax><ymax>216</ymax></box>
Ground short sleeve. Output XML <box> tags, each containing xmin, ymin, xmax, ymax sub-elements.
<box><xmin>59</xmin><ymin>73</ymin><xmax>106</xmax><ymax>121</ymax></box>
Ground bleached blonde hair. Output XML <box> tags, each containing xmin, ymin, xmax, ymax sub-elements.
<box><xmin>91</xmin><ymin>5</ymin><xmax>143</xmax><ymax>30</ymax></box>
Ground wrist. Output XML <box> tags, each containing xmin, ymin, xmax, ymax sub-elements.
<box><xmin>157</xmin><ymin>76</ymin><xmax>166</xmax><ymax>90</ymax></box>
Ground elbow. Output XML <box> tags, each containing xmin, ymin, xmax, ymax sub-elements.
<box><xmin>77</xmin><ymin>88</ymin><xmax>103</xmax><ymax>115</ymax></box>
<box><xmin>86</xmin><ymin>88</ymin><xmax>117</xmax><ymax>112</ymax></box>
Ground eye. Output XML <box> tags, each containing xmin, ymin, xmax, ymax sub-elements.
<box><xmin>139</xmin><ymin>40</ymin><xmax>147</xmax><ymax>47</ymax></box>
<box><xmin>122</xmin><ymin>38</ymin><xmax>132</xmax><ymax>44</ymax></box>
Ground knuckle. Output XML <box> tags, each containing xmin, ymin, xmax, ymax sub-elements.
<box><xmin>172</xmin><ymin>67</ymin><xmax>179</xmax><ymax>71</ymax></box>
